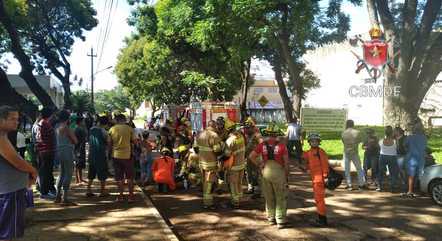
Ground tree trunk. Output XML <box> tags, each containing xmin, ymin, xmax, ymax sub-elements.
<box><xmin>0</xmin><ymin>0</ymin><xmax>56</xmax><ymax>109</ymax></box>
<box><xmin>273</xmin><ymin>56</ymin><xmax>294</xmax><ymax>123</ymax></box>
<box><xmin>240</xmin><ymin>59</ymin><xmax>252</xmax><ymax>122</ymax></box>
<box><xmin>278</xmin><ymin>35</ymin><xmax>302</xmax><ymax>118</ymax></box>
<box><xmin>0</xmin><ymin>67</ymin><xmax>37</xmax><ymax>117</ymax></box>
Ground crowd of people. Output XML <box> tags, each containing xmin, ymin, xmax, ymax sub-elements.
<box><xmin>0</xmin><ymin>104</ymin><xmax>436</xmax><ymax>240</ymax></box>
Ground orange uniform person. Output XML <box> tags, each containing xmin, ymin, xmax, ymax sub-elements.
<box><xmin>152</xmin><ymin>148</ymin><xmax>176</xmax><ymax>192</ymax></box>
<box><xmin>302</xmin><ymin>133</ymin><xmax>329</xmax><ymax>226</ymax></box>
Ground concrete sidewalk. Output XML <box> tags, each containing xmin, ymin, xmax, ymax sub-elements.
<box><xmin>22</xmin><ymin>179</ymin><xmax>178</xmax><ymax>241</ymax></box>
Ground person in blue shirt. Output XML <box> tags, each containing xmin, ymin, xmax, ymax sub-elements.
<box><xmin>403</xmin><ymin>122</ymin><xmax>427</xmax><ymax>198</ymax></box>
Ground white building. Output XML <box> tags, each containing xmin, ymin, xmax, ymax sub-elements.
<box><xmin>8</xmin><ymin>74</ymin><xmax>64</xmax><ymax>108</ymax></box>
<box><xmin>303</xmin><ymin>41</ymin><xmax>442</xmax><ymax>126</ymax></box>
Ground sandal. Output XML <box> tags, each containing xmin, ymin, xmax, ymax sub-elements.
<box><xmin>116</xmin><ymin>194</ymin><xmax>125</xmax><ymax>202</ymax></box>
<box><xmin>128</xmin><ymin>195</ymin><xmax>136</xmax><ymax>203</ymax></box>
<box><xmin>86</xmin><ymin>192</ymin><xmax>96</xmax><ymax>198</ymax></box>
<box><xmin>98</xmin><ymin>192</ymin><xmax>110</xmax><ymax>198</ymax></box>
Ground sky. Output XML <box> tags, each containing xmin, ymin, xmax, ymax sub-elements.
<box><xmin>5</xmin><ymin>0</ymin><xmax>369</xmax><ymax>91</ymax></box>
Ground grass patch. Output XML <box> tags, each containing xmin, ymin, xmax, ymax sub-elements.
<box><xmin>301</xmin><ymin>126</ymin><xmax>442</xmax><ymax>163</ymax></box>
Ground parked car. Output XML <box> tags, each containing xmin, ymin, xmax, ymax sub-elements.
<box><xmin>420</xmin><ymin>164</ymin><xmax>442</xmax><ymax>206</ymax></box>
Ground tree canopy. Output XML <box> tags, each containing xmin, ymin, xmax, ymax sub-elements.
<box><xmin>0</xmin><ymin>0</ymin><xmax>97</xmax><ymax>109</ymax></box>
<box><xmin>118</xmin><ymin>0</ymin><xmax>361</xmax><ymax>122</ymax></box>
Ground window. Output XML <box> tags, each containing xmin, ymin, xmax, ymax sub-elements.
<box><xmin>254</xmin><ymin>87</ymin><xmax>264</xmax><ymax>94</ymax></box>
<box><xmin>268</xmin><ymin>87</ymin><xmax>278</xmax><ymax>93</ymax></box>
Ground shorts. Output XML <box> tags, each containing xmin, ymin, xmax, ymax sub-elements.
<box><xmin>407</xmin><ymin>157</ymin><xmax>419</xmax><ymax>177</ymax></box>
<box><xmin>88</xmin><ymin>163</ymin><xmax>108</xmax><ymax>182</ymax></box>
<box><xmin>113</xmin><ymin>158</ymin><xmax>134</xmax><ymax>181</ymax></box>
<box><xmin>0</xmin><ymin>189</ymin><xmax>27</xmax><ymax>240</ymax></box>
<box><xmin>75</xmin><ymin>157</ymin><xmax>86</xmax><ymax>169</ymax></box>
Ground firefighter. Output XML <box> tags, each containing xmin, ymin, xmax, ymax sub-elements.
<box><xmin>243</xmin><ymin>117</ymin><xmax>262</xmax><ymax>195</ymax></box>
<box><xmin>179</xmin><ymin>146</ymin><xmax>201</xmax><ymax>189</ymax></box>
<box><xmin>196</xmin><ymin>122</ymin><xmax>223</xmax><ymax>209</ymax></box>
<box><xmin>249</xmin><ymin>124</ymin><xmax>289</xmax><ymax>229</ymax></box>
<box><xmin>216</xmin><ymin>116</ymin><xmax>229</xmax><ymax>141</ymax></box>
<box><xmin>302</xmin><ymin>133</ymin><xmax>329</xmax><ymax>226</ymax></box>
<box><xmin>224</xmin><ymin>120</ymin><xmax>246</xmax><ymax>208</ymax></box>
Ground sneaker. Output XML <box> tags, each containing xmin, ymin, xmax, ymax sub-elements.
<box><xmin>60</xmin><ymin>200</ymin><xmax>77</xmax><ymax>206</ymax></box>
<box><xmin>41</xmin><ymin>193</ymin><xmax>56</xmax><ymax>200</ymax></box>
<box><xmin>277</xmin><ymin>223</ymin><xmax>288</xmax><ymax>229</ymax></box>
<box><xmin>376</xmin><ymin>187</ymin><xmax>382</xmax><ymax>192</ymax></box>
<box><xmin>244</xmin><ymin>189</ymin><xmax>254</xmax><ymax>194</ymax></box>
<box><xmin>345</xmin><ymin>186</ymin><xmax>353</xmax><ymax>191</ymax></box>
<box><xmin>268</xmin><ymin>219</ymin><xmax>276</xmax><ymax>225</ymax></box>
<box><xmin>407</xmin><ymin>192</ymin><xmax>416</xmax><ymax>198</ymax></box>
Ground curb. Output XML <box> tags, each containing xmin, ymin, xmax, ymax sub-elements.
<box><xmin>136</xmin><ymin>185</ymin><xmax>180</xmax><ymax>241</ymax></box>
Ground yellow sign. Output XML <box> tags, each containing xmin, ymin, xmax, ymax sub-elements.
<box><xmin>258</xmin><ymin>96</ymin><xmax>269</xmax><ymax>107</ymax></box>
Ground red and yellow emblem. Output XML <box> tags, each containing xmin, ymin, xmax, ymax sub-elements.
<box><xmin>363</xmin><ymin>40</ymin><xmax>388</xmax><ymax>67</ymax></box>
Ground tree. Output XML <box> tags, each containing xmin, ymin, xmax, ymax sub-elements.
<box><xmin>0</xmin><ymin>0</ymin><xmax>56</xmax><ymax>108</ymax></box>
<box><xmin>0</xmin><ymin>0</ymin><xmax>98</xmax><ymax>109</ymax></box>
<box><xmin>24</xmin><ymin>0</ymin><xmax>98</xmax><ymax>109</ymax></box>
<box><xmin>366</xmin><ymin>0</ymin><xmax>442</xmax><ymax>126</ymax></box>
<box><xmin>233</xmin><ymin>0</ymin><xmax>361</xmax><ymax>121</ymax></box>
<box><xmin>118</xmin><ymin>1</ymin><xmax>257</xmax><ymax>113</ymax></box>
<box><xmin>70</xmin><ymin>90</ymin><xmax>93</xmax><ymax>114</ymax></box>
<box><xmin>94</xmin><ymin>86</ymin><xmax>141</xmax><ymax>117</ymax></box>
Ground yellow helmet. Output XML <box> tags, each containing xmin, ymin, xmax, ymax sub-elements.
<box><xmin>244</xmin><ymin>117</ymin><xmax>255</xmax><ymax>127</ymax></box>
<box><xmin>224</xmin><ymin>119</ymin><xmax>237</xmax><ymax>131</ymax></box>
<box><xmin>369</xmin><ymin>25</ymin><xmax>382</xmax><ymax>39</ymax></box>
<box><xmin>262</xmin><ymin>123</ymin><xmax>281</xmax><ymax>136</ymax></box>
<box><xmin>178</xmin><ymin>145</ymin><xmax>188</xmax><ymax>153</ymax></box>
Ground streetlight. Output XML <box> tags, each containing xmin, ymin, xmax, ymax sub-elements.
<box><xmin>91</xmin><ymin>65</ymin><xmax>113</xmax><ymax>112</ymax></box>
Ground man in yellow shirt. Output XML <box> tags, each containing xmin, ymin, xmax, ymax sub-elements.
<box><xmin>108</xmin><ymin>114</ymin><xmax>136</xmax><ymax>202</ymax></box>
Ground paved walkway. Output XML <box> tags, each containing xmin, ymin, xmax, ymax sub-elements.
<box><xmin>149</xmin><ymin>163</ymin><xmax>442</xmax><ymax>241</ymax></box>
<box><xmin>22</xmin><ymin>179</ymin><xmax>178</xmax><ymax>241</ymax></box>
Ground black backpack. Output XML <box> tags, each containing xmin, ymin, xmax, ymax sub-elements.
<box><xmin>315</xmin><ymin>149</ymin><xmax>343</xmax><ymax>191</ymax></box>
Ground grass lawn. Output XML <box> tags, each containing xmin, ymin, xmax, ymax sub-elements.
<box><xmin>301</xmin><ymin>126</ymin><xmax>442</xmax><ymax>164</ymax></box>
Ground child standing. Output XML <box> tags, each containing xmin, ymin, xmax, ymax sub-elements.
<box><xmin>140</xmin><ymin>131</ymin><xmax>154</xmax><ymax>186</ymax></box>
<box><xmin>302</xmin><ymin>133</ymin><xmax>329</xmax><ymax>226</ymax></box>
<box><xmin>152</xmin><ymin>148</ymin><xmax>176</xmax><ymax>192</ymax></box>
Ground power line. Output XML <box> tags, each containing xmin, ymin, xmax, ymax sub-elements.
<box><xmin>97</xmin><ymin>0</ymin><xmax>118</xmax><ymax>69</ymax></box>
<box><xmin>95</xmin><ymin>0</ymin><xmax>109</xmax><ymax>56</ymax></box>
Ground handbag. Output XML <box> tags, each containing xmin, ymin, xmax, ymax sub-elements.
<box><xmin>316</xmin><ymin>149</ymin><xmax>343</xmax><ymax>191</ymax></box>
<box><xmin>325</xmin><ymin>167</ymin><xmax>343</xmax><ymax>190</ymax></box>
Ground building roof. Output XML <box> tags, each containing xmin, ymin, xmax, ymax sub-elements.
<box><xmin>8</xmin><ymin>74</ymin><xmax>64</xmax><ymax>94</ymax></box>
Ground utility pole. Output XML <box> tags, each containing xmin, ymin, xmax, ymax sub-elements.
<box><xmin>87</xmin><ymin>47</ymin><xmax>97</xmax><ymax>112</ymax></box>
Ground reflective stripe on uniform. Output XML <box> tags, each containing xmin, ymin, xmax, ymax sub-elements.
<box><xmin>230</xmin><ymin>162</ymin><xmax>246</xmax><ymax>171</ymax></box>
<box><xmin>198</xmin><ymin>146</ymin><xmax>213</xmax><ymax>152</ymax></box>
<box><xmin>199</xmin><ymin>162</ymin><xmax>218</xmax><ymax>170</ymax></box>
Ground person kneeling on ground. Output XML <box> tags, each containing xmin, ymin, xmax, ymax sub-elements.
<box><xmin>152</xmin><ymin>148</ymin><xmax>176</xmax><ymax>193</ymax></box>
<box><xmin>86</xmin><ymin>116</ymin><xmax>110</xmax><ymax>198</ymax></box>
<box><xmin>301</xmin><ymin>133</ymin><xmax>329</xmax><ymax>226</ymax></box>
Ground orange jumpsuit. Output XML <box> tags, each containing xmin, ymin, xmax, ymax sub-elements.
<box><xmin>303</xmin><ymin>147</ymin><xmax>329</xmax><ymax>216</ymax></box>
<box><xmin>152</xmin><ymin>156</ymin><xmax>176</xmax><ymax>190</ymax></box>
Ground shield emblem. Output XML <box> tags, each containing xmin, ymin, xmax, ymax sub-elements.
<box><xmin>363</xmin><ymin>40</ymin><xmax>388</xmax><ymax>67</ymax></box>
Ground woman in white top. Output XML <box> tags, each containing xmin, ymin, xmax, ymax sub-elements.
<box><xmin>377</xmin><ymin>126</ymin><xmax>399</xmax><ymax>192</ymax></box>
